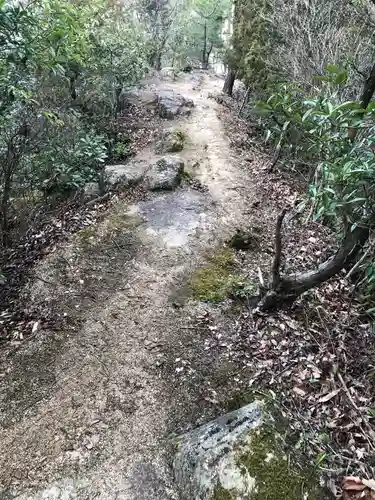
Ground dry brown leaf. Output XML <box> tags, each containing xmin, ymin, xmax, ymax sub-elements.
<box><xmin>293</xmin><ymin>386</ymin><xmax>307</xmax><ymax>397</ymax></box>
<box><xmin>342</xmin><ymin>476</ymin><xmax>366</xmax><ymax>491</ymax></box>
<box><xmin>318</xmin><ymin>388</ymin><xmax>341</xmax><ymax>403</ymax></box>
<box><xmin>362</xmin><ymin>479</ymin><xmax>375</xmax><ymax>491</ymax></box>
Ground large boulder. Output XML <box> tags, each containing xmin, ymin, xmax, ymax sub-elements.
<box><xmin>121</xmin><ymin>89</ymin><xmax>158</xmax><ymax>109</ymax></box>
<box><xmin>173</xmin><ymin>401</ymin><xmax>324</xmax><ymax>500</ymax></box>
<box><xmin>155</xmin><ymin>128</ymin><xmax>185</xmax><ymax>154</ymax></box>
<box><xmin>157</xmin><ymin>91</ymin><xmax>194</xmax><ymax>119</ymax></box>
<box><xmin>105</xmin><ymin>159</ymin><xmax>149</xmax><ymax>189</ymax></box>
<box><xmin>146</xmin><ymin>157</ymin><xmax>184</xmax><ymax>191</ymax></box>
<box><xmin>173</xmin><ymin>402</ymin><xmax>262</xmax><ymax>500</ymax></box>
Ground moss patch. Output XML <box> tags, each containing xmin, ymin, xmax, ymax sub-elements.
<box><xmin>75</xmin><ymin>214</ymin><xmax>143</xmax><ymax>249</ymax></box>
<box><xmin>190</xmin><ymin>249</ymin><xmax>244</xmax><ymax>302</ymax></box>
<box><xmin>211</xmin><ymin>485</ymin><xmax>235</xmax><ymax>500</ymax></box>
<box><xmin>238</xmin><ymin>428</ymin><xmax>322</xmax><ymax>500</ymax></box>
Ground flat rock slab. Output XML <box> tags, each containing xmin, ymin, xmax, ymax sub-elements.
<box><xmin>105</xmin><ymin>160</ymin><xmax>149</xmax><ymax>189</ymax></box>
<box><xmin>146</xmin><ymin>157</ymin><xmax>184</xmax><ymax>191</ymax></box>
<box><xmin>133</xmin><ymin>190</ymin><xmax>209</xmax><ymax>247</ymax></box>
<box><xmin>173</xmin><ymin>402</ymin><xmax>262</xmax><ymax>500</ymax></box>
<box><xmin>157</xmin><ymin>91</ymin><xmax>194</xmax><ymax>119</ymax></box>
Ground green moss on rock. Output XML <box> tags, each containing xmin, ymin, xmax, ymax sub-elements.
<box><xmin>190</xmin><ymin>249</ymin><xmax>243</xmax><ymax>301</ymax></box>
<box><xmin>155</xmin><ymin>128</ymin><xmax>186</xmax><ymax>153</ymax></box>
<box><xmin>237</xmin><ymin>428</ymin><xmax>321</xmax><ymax>500</ymax></box>
<box><xmin>211</xmin><ymin>485</ymin><xmax>235</xmax><ymax>500</ymax></box>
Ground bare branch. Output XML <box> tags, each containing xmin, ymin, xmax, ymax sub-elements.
<box><xmin>268</xmin><ymin>146</ymin><xmax>281</xmax><ymax>173</ymax></box>
<box><xmin>272</xmin><ymin>208</ymin><xmax>288</xmax><ymax>288</ymax></box>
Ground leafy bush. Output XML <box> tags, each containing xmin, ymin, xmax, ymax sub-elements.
<box><xmin>257</xmin><ymin>66</ymin><xmax>375</xmax><ymax>237</ymax></box>
<box><xmin>0</xmin><ymin>0</ymin><xmax>148</xmax><ymax>246</ymax></box>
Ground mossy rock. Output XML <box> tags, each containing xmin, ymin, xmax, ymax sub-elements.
<box><xmin>75</xmin><ymin>214</ymin><xmax>143</xmax><ymax>249</ymax></box>
<box><xmin>173</xmin><ymin>401</ymin><xmax>330</xmax><ymax>500</ymax></box>
<box><xmin>155</xmin><ymin>128</ymin><xmax>186</xmax><ymax>154</ymax></box>
<box><xmin>190</xmin><ymin>249</ymin><xmax>243</xmax><ymax>302</ymax></box>
<box><xmin>227</xmin><ymin>230</ymin><xmax>260</xmax><ymax>250</ymax></box>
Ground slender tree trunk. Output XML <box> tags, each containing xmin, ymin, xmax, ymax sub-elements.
<box><xmin>349</xmin><ymin>62</ymin><xmax>375</xmax><ymax>140</ymax></box>
<box><xmin>223</xmin><ymin>69</ymin><xmax>236</xmax><ymax>96</ymax></box>
<box><xmin>238</xmin><ymin>87</ymin><xmax>250</xmax><ymax>116</ymax></box>
<box><xmin>202</xmin><ymin>21</ymin><xmax>208</xmax><ymax>69</ymax></box>
<box><xmin>115</xmin><ymin>85</ymin><xmax>122</xmax><ymax>117</ymax></box>
<box><xmin>1</xmin><ymin>142</ymin><xmax>16</xmax><ymax>247</ymax></box>
<box><xmin>155</xmin><ymin>52</ymin><xmax>162</xmax><ymax>71</ymax></box>
<box><xmin>361</xmin><ymin>62</ymin><xmax>375</xmax><ymax>109</ymax></box>
<box><xmin>206</xmin><ymin>42</ymin><xmax>213</xmax><ymax>66</ymax></box>
<box><xmin>1</xmin><ymin>173</ymin><xmax>11</xmax><ymax>246</ymax></box>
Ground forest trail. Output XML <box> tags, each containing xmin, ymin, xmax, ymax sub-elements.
<box><xmin>0</xmin><ymin>73</ymin><xmax>254</xmax><ymax>500</ymax></box>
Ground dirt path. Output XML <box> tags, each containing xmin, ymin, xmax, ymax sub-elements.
<box><xmin>0</xmin><ymin>74</ymin><xmax>253</xmax><ymax>500</ymax></box>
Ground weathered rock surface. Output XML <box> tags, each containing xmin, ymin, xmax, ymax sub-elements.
<box><xmin>82</xmin><ymin>181</ymin><xmax>101</xmax><ymax>200</ymax></box>
<box><xmin>157</xmin><ymin>91</ymin><xmax>194</xmax><ymax>119</ymax></box>
<box><xmin>146</xmin><ymin>157</ymin><xmax>184</xmax><ymax>191</ymax></box>
<box><xmin>121</xmin><ymin>89</ymin><xmax>158</xmax><ymax>109</ymax></box>
<box><xmin>155</xmin><ymin>128</ymin><xmax>185</xmax><ymax>154</ymax></box>
<box><xmin>105</xmin><ymin>159</ymin><xmax>149</xmax><ymax>189</ymax></box>
<box><xmin>173</xmin><ymin>402</ymin><xmax>262</xmax><ymax>500</ymax></box>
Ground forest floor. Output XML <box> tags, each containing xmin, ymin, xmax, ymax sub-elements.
<box><xmin>0</xmin><ymin>72</ymin><xmax>374</xmax><ymax>500</ymax></box>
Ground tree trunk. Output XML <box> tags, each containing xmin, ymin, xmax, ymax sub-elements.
<box><xmin>361</xmin><ymin>62</ymin><xmax>375</xmax><ymax>109</ymax></box>
<box><xmin>115</xmin><ymin>85</ymin><xmax>122</xmax><ymax>117</ymax></box>
<box><xmin>349</xmin><ymin>62</ymin><xmax>375</xmax><ymax>140</ymax></box>
<box><xmin>0</xmin><ymin>173</ymin><xmax>11</xmax><ymax>246</ymax></box>
<box><xmin>223</xmin><ymin>70</ymin><xmax>236</xmax><ymax>96</ymax></box>
<box><xmin>154</xmin><ymin>47</ymin><xmax>162</xmax><ymax>71</ymax></box>
<box><xmin>1</xmin><ymin>142</ymin><xmax>16</xmax><ymax>247</ymax></box>
<box><xmin>260</xmin><ymin>225</ymin><xmax>369</xmax><ymax>310</ymax></box>
<box><xmin>202</xmin><ymin>21</ymin><xmax>208</xmax><ymax>69</ymax></box>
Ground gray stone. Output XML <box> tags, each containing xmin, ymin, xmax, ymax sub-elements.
<box><xmin>83</xmin><ymin>182</ymin><xmax>101</xmax><ymax>201</ymax></box>
<box><xmin>157</xmin><ymin>91</ymin><xmax>194</xmax><ymax>119</ymax></box>
<box><xmin>105</xmin><ymin>160</ymin><xmax>149</xmax><ymax>189</ymax></box>
<box><xmin>146</xmin><ymin>157</ymin><xmax>184</xmax><ymax>191</ymax></box>
<box><xmin>155</xmin><ymin>128</ymin><xmax>185</xmax><ymax>154</ymax></box>
<box><xmin>173</xmin><ymin>402</ymin><xmax>262</xmax><ymax>500</ymax></box>
<box><xmin>121</xmin><ymin>89</ymin><xmax>158</xmax><ymax>109</ymax></box>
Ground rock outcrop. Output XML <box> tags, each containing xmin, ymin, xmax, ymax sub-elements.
<box><xmin>173</xmin><ymin>402</ymin><xmax>262</xmax><ymax>499</ymax></box>
<box><xmin>105</xmin><ymin>160</ymin><xmax>149</xmax><ymax>189</ymax></box>
<box><xmin>155</xmin><ymin>128</ymin><xmax>185</xmax><ymax>154</ymax></box>
<box><xmin>146</xmin><ymin>157</ymin><xmax>184</xmax><ymax>191</ymax></box>
<box><xmin>157</xmin><ymin>91</ymin><xmax>194</xmax><ymax>119</ymax></box>
<box><xmin>173</xmin><ymin>401</ymin><xmax>325</xmax><ymax>500</ymax></box>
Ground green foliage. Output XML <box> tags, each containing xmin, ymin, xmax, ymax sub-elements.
<box><xmin>165</xmin><ymin>0</ymin><xmax>230</xmax><ymax>68</ymax></box>
<box><xmin>257</xmin><ymin>68</ymin><xmax>375</xmax><ymax>236</ymax></box>
<box><xmin>0</xmin><ymin>0</ymin><xmax>148</xmax><ymax>245</ymax></box>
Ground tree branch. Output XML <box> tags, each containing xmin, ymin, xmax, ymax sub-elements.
<box><xmin>272</xmin><ymin>208</ymin><xmax>288</xmax><ymax>288</ymax></box>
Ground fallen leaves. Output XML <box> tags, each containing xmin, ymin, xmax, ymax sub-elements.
<box><xmin>318</xmin><ymin>388</ymin><xmax>341</xmax><ymax>403</ymax></box>
<box><xmin>342</xmin><ymin>476</ymin><xmax>375</xmax><ymax>499</ymax></box>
